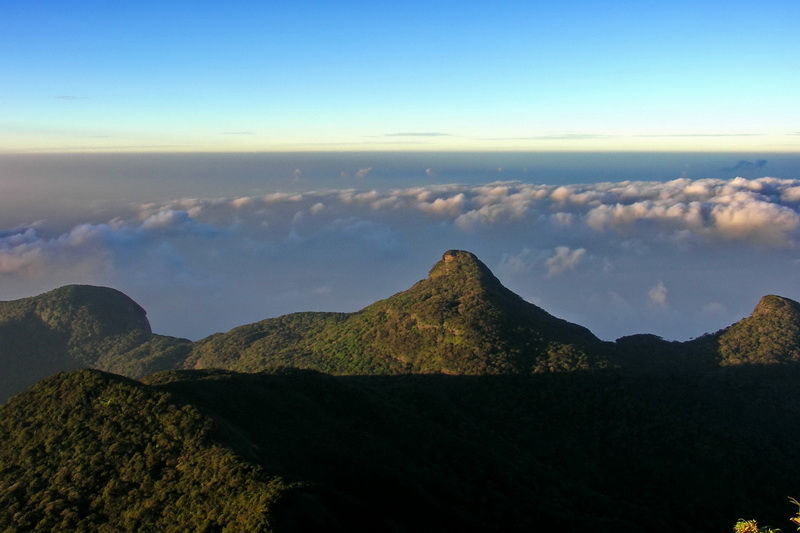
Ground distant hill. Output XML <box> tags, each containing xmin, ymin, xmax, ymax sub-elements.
<box><xmin>611</xmin><ymin>294</ymin><xmax>800</xmax><ymax>371</ymax></box>
<box><xmin>0</xmin><ymin>285</ymin><xmax>190</xmax><ymax>401</ymax></box>
<box><xmin>716</xmin><ymin>295</ymin><xmax>800</xmax><ymax>365</ymax></box>
<box><xmin>2</xmin><ymin>366</ymin><xmax>800</xmax><ymax>532</ymax></box>
<box><xmin>186</xmin><ymin>250</ymin><xmax>611</xmax><ymax>375</ymax></box>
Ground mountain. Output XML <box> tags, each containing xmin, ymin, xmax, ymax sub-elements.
<box><xmin>715</xmin><ymin>295</ymin><xmax>800</xmax><ymax>365</ymax></box>
<box><xmin>5</xmin><ymin>252</ymin><xmax>800</xmax><ymax>403</ymax></box>
<box><xmin>612</xmin><ymin>294</ymin><xmax>800</xmax><ymax>371</ymax></box>
<box><xmin>0</xmin><ymin>285</ymin><xmax>191</xmax><ymax>401</ymax></box>
<box><xmin>3</xmin><ymin>251</ymin><xmax>800</xmax><ymax>530</ymax></box>
<box><xmin>2</xmin><ymin>366</ymin><xmax>800</xmax><ymax>532</ymax></box>
<box><xmin>186</xmin><ymin>250</ymin><xmax>611</xmax><ymax>375</ymax></box>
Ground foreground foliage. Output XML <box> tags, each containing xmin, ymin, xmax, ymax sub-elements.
<box><xmin>3</xmin><ymin>366</ymin><xmax>800</xmax><ymax>532</ymax></box>
<box><xmin>734</xmin><ymin>498</ymin><xmax>800</xmax><ymax>533</ymax></box>
<box><xmin>0</xmin><ymin>370</ymin><xmax>288</xmax><ymax>532</ymax></box>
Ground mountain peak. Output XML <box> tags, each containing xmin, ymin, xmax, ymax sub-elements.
<box><xmin>189</xmin><ymin>249</ymin><xmax>607</xmax><ymax>375</ymax></box>
<box><xmin>752</xmin><ymin>294</ymin><xmax>800</xmax><ymax>318</ymax></box>
<box><xmin>428</xmin><ymin>250</ymin><xmax>502</xmax><ymax>287</ymax></box>
<box><xmin>716</xmin><ymin>294</ymin><xmax>800</xmax><ymax>365</ymax></box>
<box><xmin>37</xmin><ymin>284</ymin><xmax>152</xmax><ymax>335</ymax></box>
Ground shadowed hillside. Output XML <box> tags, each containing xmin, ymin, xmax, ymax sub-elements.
<box><xmin>0</xmin><ymin>285</ymin><xmax>191</xmax><ymax>401</ymax></box>
<box><xmin>2</xmin><ymin>367</ymin><xmax>800</xmax><ymax>532</ymax></box>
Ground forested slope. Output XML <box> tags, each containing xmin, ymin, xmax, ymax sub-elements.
<box><xmin>2</xmin><ymin>367</ymin><xmax>800</xmax><ymax>531</ymax></box>
<box><xmin>0</xmin><ymin>285</ymin><xmax>190</xmax><ymax>401</ymax></box>
<box><xmin>186</xmin><ymin>250</ymin><xmax>611</xmax><ymax>374</ymax></box>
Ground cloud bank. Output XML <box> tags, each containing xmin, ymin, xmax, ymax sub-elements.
<box><xmin>2</xmin><ymin>177</ymin><xmax>800</xmax><ymax>342</ymax></box>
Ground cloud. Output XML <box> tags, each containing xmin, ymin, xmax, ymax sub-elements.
<box><xmin>355</xmin><ymin>167</ymin><xmax>373</xmax><ymax>179</ymax></box>
<box><xmin>483</xmin><ymin>133</ymin><xmax>612</xmax><ymax>141</ymax></box>
<box><xmin>638</xmin><ymin>133</ymin><xmax>762</xmax><ymax>138</ymax></box>
<box><xmin>648</xmin><ymin>281</ymin><xmax>668</xmax><ymax>308</ymax></box>
<box><xmin>3</xmin><ymin>176</ymin><xmax>800</xmax><ymax>342</ymax></box>
<box><xmin>417</xmin><ymin>193</ymin><xmax>466</xmax><ymax>217</ymax></box>
<box><xmin>703</xmin><ymin>302</ymin><xmax>727</xmax><ymax>316</ymax></box>
<box><xmin>141</xmin><ymin>209</ymin><xmax>192</xmax><ymax>230</ymax></box>
<box><xmin>499</xmin><ymin>248</ymin><xmax>536</xmax><ymax>275</ymax></box>
<box><xmin>384</xmin><ymin>132</ymin><xmax>451</xmax><ymax>137</ymax></box>
<box><xmin>425</xmin><ymin>168</ymin><xmax>436</xmax><ymax>177</ymax></box>
<box><xmin>544</xmin><ymin>246</ymin><xmax>586</xmax><ymax>277</ymax></box>
<box><xmin>312</xmin><ymin>286</ymin><xmax>332</xmax><ymax>296</ymax></box>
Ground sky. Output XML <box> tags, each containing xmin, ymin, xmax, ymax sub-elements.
<box><xmin>1</xmin><ymin>0</ymin><xmax>798</xmax><ymax>152</ymax></box>
<box><xmin>2</xmin><ymin>3</ymin><xmax>800</xmax><ymax>344</ymax></box>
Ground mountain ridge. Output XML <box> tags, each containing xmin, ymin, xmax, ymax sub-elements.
<box><xmin>3</xmin><ymin>250</ymin><xmax>800</xmax><ymax>401</ymax></box>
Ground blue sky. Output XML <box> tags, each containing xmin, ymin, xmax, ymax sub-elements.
<box><xmin>2</xmin><ymin>0</ymin><xmax>798</xmax><ymax>152</ymax></box>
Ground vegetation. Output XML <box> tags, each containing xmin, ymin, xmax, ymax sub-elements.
<box><xmin>184</xmin><ymin>252</ymin><xmax>800</xmax><ymax>377</ymax></box>
<box><xmin>733</xmin><ymin>497</ymin><xmax>800</xmax><ymax>533</ymax></box>
<box><xmin>6</xmin><ymin>252</ymin><xmax>800</xmax><ymax>405</ymax></box>
<box><xmin>716</xmin><ymin>295</ymin><xmax>800</xmax><ymax>365</ymax></box>
<box><xmin>3</xmin><ymin>251</ymin><xmax>800</xmax><ymax>530</ymax></box>
<box><xmin>3</xmin><ymin>366</ymin><xmax>800</xmax><ymax>531</ymax></box>
<box><xmin>0</xmin><ymin>369</ymin><xmax>291</xmax><ymax>532</ymax></box>
<box><xmin>186</xmin><ymin>250</ymin><xmax>611</xmax><ymax>375</ymax></box>
<box><xmin>733</xmin><ymin>519</ymin><xmax>781</xmax><ymax>533</ymax></box>
<box><xmin>0</xmin><ymin>285</ymin><xmax>190</xmax><ymax>401</ymax></box>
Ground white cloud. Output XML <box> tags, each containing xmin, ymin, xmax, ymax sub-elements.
<box><xmin>648</xmin><ymin>281</ymin><xmax>668</xmax><ymax>308</ymax></box>
<box><xmin>499</xmin><ymin>248</ymin><xmax>537</xmax><ymax>275</ymax></box>
<box><xmin>417</xmin><ymin>193</ymin><xmax>466</xmax><ymax>217</ymax></box>
<box><xmin>141</xmin><ymin>209</ymin><xmax>192</xmax><ymax>230</ymax></box>
<box><xmin>703</xmin><ymin>302</ymin><xmax>727</xmax><ymax>316</ymax></box>
<box><xmin>544</xmin><ymin>246</ymin><xmax>586</xmax><ymax>277</ymax></box>
<box><xmin>231</xmin><ymin>197</ymin><xmax>254</xmax><ymax>209</ymax></box>
<box><xmin>312</xmin><ymin>286</ymin><xmax>332</xmax><ymax>296</ymax></box>
<box><xmin>355</xmin><ymin>167</ymin><xmax>373</xmax><ymax>179</ymax></box>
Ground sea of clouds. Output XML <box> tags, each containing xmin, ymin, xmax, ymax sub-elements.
<box><xmin>3</xmin><ymin>177</ymin><xmax>800</xmax><ymax>341</ymax></box>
